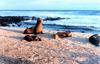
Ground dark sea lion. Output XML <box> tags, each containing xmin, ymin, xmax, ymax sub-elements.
<box><xmin>24</xmin><ymin>35</ymin><xmax>41</xmax><ymax>41</ymax></box>
<box><xmin>24</xmin><ymin>35</ymin><xmax>34</xmax><ymax>41</ymax></box>
<box><xmin>34</xmin><ymin>18</ymin><xmax>43</xmax><ymax>34</ymax></box>
<box><xmin>89</xmin><ymin>34</ymin><xmax>100</xmax><ymax>46</ymax></box>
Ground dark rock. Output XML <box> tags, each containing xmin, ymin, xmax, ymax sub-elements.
<box><xmin>0</xmin><ymin>16</ymin><xmax>31</xmax><ymax>26</ymax></box>
<box><xmin>0</xmin><ymin>22</ymin><xmax>9</xmax><ymax>26</ymax></box>
<box><xmin>24</xmin><ymin>35</ymin><xmax>41</xmax><ymax>41</ymax></box>
<box><xmin>31</xmin><ymin>16</ymin><xmax>37</xmax><ymax>20</ymax></box>
<box><xmin>16</xmin><ymin>22</ymin><xmax>22</xmax><ymax>27</ymax></box>
<box><xmin>12</xmin><ymin>24</ymin><xmax>15</xmax><ymax>27</ymax></box>
<box><xmin>89</xmin><ymin>34</ymin><xmax>100</xmax><ymax>46</ymax></box>
<box><xmin>43</xmin><ymin>17</ymin><xmax>65</xmax><ymax>21</ymax></box>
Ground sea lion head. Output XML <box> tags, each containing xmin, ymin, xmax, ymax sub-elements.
<box><xmin>37</xmin><ymin>18</ymin><xmax>42</xmax><ymax>23</ymax></box>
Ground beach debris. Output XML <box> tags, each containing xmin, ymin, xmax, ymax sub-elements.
<box><xmin>53</xmin><ymin>31</ymin><xmax>72</xmax><ymax>39</ymax></box>
<box><xmin>23</xmin><ymin>27</ymin><xmax>34</xmax><ymax>34</ymax></box>
<box><xmin>89</xmin><ymin>34</ymin><xmax>100</xmax><ymax>46</ymax></box>
<box><xmin>24</xmin><ymin>35</ymin><xmax>41</xmax><ymax>41</ymax></box>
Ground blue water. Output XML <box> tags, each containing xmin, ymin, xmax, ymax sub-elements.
<box><xmin>0</xmin><ymin>10</ymin><xmax>100</xmax><ymax>33</ymax></box>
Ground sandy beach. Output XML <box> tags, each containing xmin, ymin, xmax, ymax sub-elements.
<box><xmin>0</xmin><ymin>27</ymin><xmax>100</xmax><ymax>64</ymax></box>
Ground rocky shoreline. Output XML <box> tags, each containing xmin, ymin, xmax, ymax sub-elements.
<box><xmin>0</xmin><ymin>16</ymin><xmax>67</xmax><ymax>26</ymax></box>
<box><xmin>0</xmin><ymin>16</ymin><xmax>31</xmax><ymax>26</ymax></box>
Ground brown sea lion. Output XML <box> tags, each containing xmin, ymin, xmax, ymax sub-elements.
<box><xmin>23</xmin><ymin>18</ymin><xmax>43</xmax><ymax>34</ymax></box>
<box><xmin>23</xmin><ymin>27</ymin><xmax>34</xmax><ymax>34</ymax></box>
<box><xmin>53</xmin><ymin>34</ymin><xmax>60</xmax><ymax>39</ymax></box>
<box><xmin>56</xmin><ymin>31</ymin><xmax>72</xmax><ymax>38</ymax></box>
<box><xmin>34</xmin><ymin>18</ymin><xmax>43</xmax><ymax>34</ymax></box>
<box><xmin>53</xmin><ymin>31</ymin><xmax>72</xmax><ymax>39</ymax></box>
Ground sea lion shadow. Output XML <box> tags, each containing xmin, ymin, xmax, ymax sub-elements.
<box><xmin>0</xmin><ymin>55</ymin><xmax>33</xmax><ymax>64</ymax></box>
<box><xmin>37</xmin><ymin>32</ymin><xmax>53</xmax><ymax>39</ymax></box>
<box><xmin>79</xmin><ymin>54</ymin><xmax>100</xmax><ymax>64</ymax></box>
<box><xmin>70</xmin><ymin>51</ymin><xmax>100</xmax><ymax>64</ymax></box>
<box><xmin>66</xmin><ymin>36</ymin><xmax>89</xmax><ymax>44</ymax></box>
<box><xmin>9</xmin><ymin>36</ymin><xmax>24</xmax><ymax>40</ymax></box>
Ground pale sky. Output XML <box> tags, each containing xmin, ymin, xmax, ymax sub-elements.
<box><xmin>0</xmin><ymin>0</ymin><xmax>100</xmax><ymax>10</ymax></box>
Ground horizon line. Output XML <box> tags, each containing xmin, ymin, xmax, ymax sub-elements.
<box><xmin>0</xmin><ymin>9</ymin><xmax>100</xmax><ymax>11</ymax></box>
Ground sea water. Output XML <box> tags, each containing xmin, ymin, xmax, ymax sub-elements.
<box><xmin>0</xmin><ymin>10</ymin><xmax>100</xmax><ymax>33</ymax></box>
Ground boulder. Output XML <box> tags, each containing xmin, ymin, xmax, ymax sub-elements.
<box><xmin>43</xmin><ymin>17</ymin><xmax>65</xmax><ymax>21</ymax></box>
<box><xmin>89</xmin><ymin>34</ymin><xmax>100</xmax><ymax>46</ymax></box>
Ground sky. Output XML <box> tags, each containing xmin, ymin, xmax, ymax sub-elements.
<box><xmin>0</xmin><ymin>0</ymin><xmax>100</xmax><ymax>10</ymax></box>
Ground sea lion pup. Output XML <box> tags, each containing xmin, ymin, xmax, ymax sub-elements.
<box><xmin>89</xmin><ymin>34</ymin><xmax>100</xmax><ymax>46</ymax></box>
<box><xmin>23</xmin><ymin>27</ymin><xmax>34</xmax><ymax>34</ymax></box>
<box><xmin>53</xmin><ymin>31</ymin><xmax>72</xmax><ymax>39</ymax></box>
<box><xmin>34</xmin><ymin>18</ymin><xmax>43</xmax><ymax>34</ymax></box>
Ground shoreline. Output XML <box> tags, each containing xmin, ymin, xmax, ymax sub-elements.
<box><xmin>0</xmin><ymin>15</ymin><xmax>100</xmax><ymax>34</ymax></box>
<box><xmin>6</xmin><ymin>23</ymin><xmax>100</xmax><ymax>34</ymax></box>
<box><xmin>0</xmin><ymin>27</ymin><xmax>100</xmax><ymax>64</ymax></box>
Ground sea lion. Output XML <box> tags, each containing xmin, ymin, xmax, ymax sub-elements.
<box><xmin>53</xmin><ymin>31</ymin><xmax>72</xmax><ymax>39</ymax></box>
<box><xmin>24</xmin><ymin>35</ymin><xmax>33</xmax><ymax>41</ymax></box>
<box><xmin>89</xmin><ymin>34</ymin><xmax>100</xmax><ymax>46</ymax></box>
<box><xmin>34</xmin><ymin>18</ymin><xmax>43</xmax><ymax>34</ymax></box>
<box><xmin>56</xmin><ymin>31</ymin><xmax>72</xmax><ymax>38</ymax></box>
<box><xmin>24</xmin><ymin>35</ymin><xmax>41</xmax><ymax>41</ymax></box>
<box><xmin>53</xmin><ymin>34</ymin><xmax>60</xmax><ymax>39</ymax></box>
<box><xmin>23</xmin><ymin>18</ymin><xmax>43</xmax><ymax>34</ymax></box>
<box><xmin>23</xmin><ymin>27</ymin><xmax>34</xmax><ymax>34</ymax></box>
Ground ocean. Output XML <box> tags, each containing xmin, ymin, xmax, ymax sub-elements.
<box><xmin>0</xmin><ymin>10</ymin><xmax>100</xmax><ymax>34</ymax></box>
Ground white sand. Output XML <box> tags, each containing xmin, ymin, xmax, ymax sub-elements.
<box><xmin>0</xmin><ymin>27</ymin><xmax>100</xmax><ymax>64</ymax></box>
